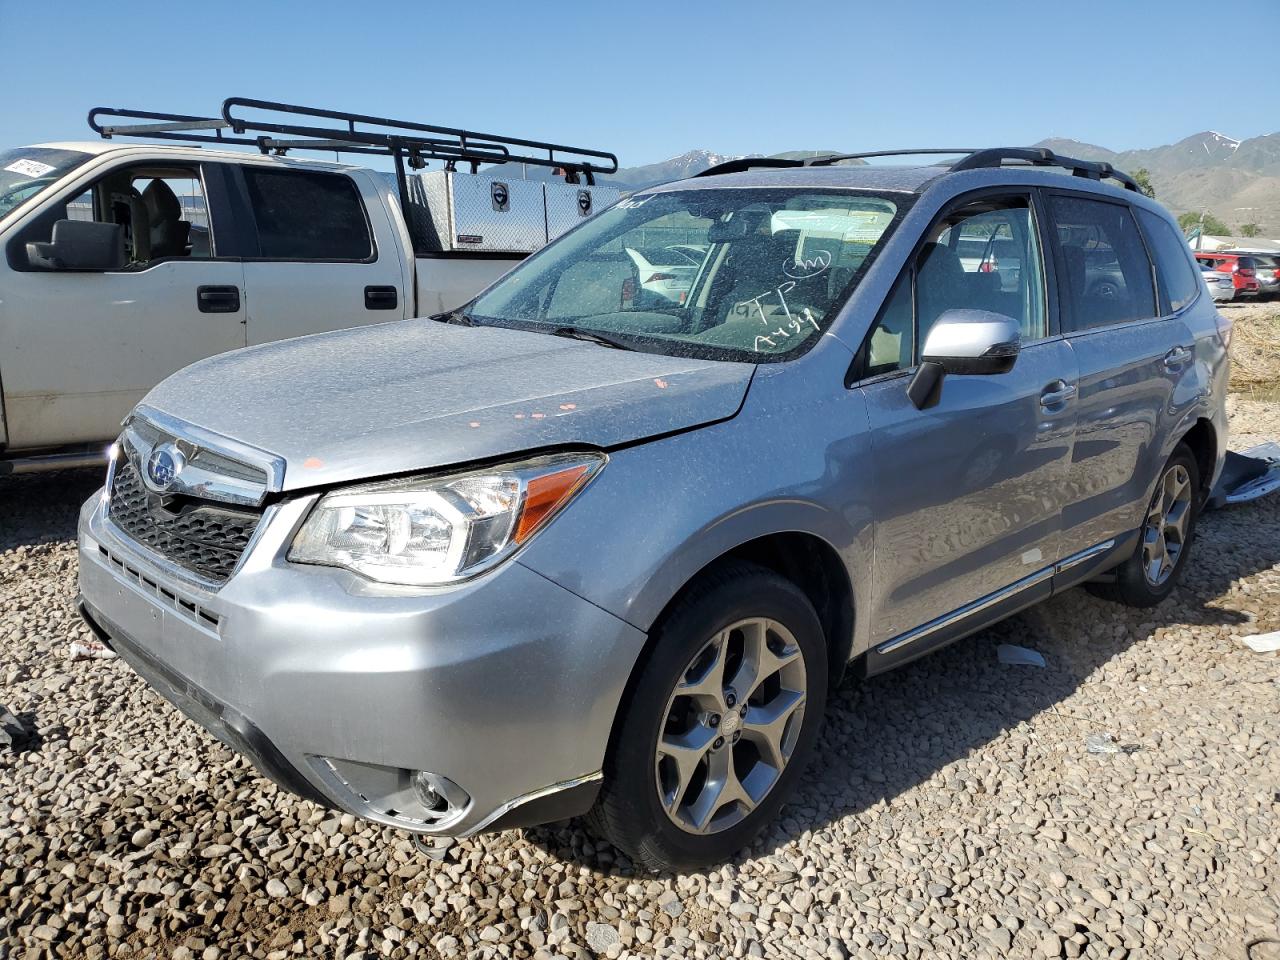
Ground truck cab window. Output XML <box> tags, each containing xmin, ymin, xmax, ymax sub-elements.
<box><xmin>242</xmin><ymin>169</ymin><xmax>372</xmax><ymax>261</ymax></box>
<box><xmin>30</xmin><ymin>166</ymin><xmax>212</xmax><ymax>267</ymax></box>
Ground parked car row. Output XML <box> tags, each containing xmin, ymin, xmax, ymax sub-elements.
<box><xmin>1193</xmin><ymin>251</ymin><xmax>1279</xmax><ymax>300</ymax></box>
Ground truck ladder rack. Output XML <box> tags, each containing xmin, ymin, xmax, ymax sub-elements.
<box><xmin>88</xmin><ymin>98</ymin><xmax>618</xmax><ymax>183</ymax></box>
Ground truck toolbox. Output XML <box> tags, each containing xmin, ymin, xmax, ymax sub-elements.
<box><xmin>545</xmin><ymin>182</ymin><xmax>623</xmax><ymax>241</ymax></box>
<box><xmin>408</xmin><ymin>171</ymin><xmax>547</xmax><ymax>254</ymax></box>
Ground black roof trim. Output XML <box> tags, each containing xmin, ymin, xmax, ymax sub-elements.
<box><xmin>694</xmin><ymin>147</ymin><xmax>1141</xmax><ymax>192</ymax></box>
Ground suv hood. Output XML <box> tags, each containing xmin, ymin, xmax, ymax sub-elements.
<box><xmin>141</xmin><ymin>318</ymin><xmax>754</xmax><ymax>491</ymax></box>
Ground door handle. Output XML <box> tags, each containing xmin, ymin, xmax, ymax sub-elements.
<box><xmin>1039</xmin><ymin>380</ymin><xmax>1077</xmax><ymax>408</ymax></box>
<box><xmin>1163</xmin><ymin>346</ymin><xmax>1192</xmax><ymax>370</ymax></box>
<box><xmin>364</xmin><ymin>285</ymin><xmax>398</xmax><ymax>311</ymax></box>
<box><xmin>197</xmin><ymin>285</ymin><xmax>240</xmax><ymax>314</ymax></box>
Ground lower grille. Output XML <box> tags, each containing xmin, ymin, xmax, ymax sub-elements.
<box><xmin>108</xmin><ymin>457</ymin><xmax>261</xmax><ymax>583</ymax></box>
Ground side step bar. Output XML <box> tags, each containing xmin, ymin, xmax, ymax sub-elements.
<box><xmin>0</xmin><ymin>448</ymin><xmax>109</xmax><ymax>476</ymax></box>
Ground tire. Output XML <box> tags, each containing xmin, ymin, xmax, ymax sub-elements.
<box><xmin>588</xmin><ymin>561</ymin><xmax>828</xmax><ymax>872</ymax></box>
<box><xmin>1087</xmin><ymin>444</ymin><xmax>1201</xmax><ymax>607</ymax></box>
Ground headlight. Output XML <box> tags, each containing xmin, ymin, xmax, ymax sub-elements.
<box><xmin>289</xmin><ymin>452</ymin><xmax>605</xmax><ymax>585</ymax></box>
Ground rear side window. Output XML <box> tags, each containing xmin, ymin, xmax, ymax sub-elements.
<box><xmin>1048</xmin><ymin>196</ymin><xmax>1156</xmax><ymax>331</ymax></box>
<box><xmin>243</xmin><ymin>169</ymin><xmax>372</xmax><ymax>260</ymax></box>
<box><xmin>1136</xmin><ymin>208</ymin><xmax>1199</xmax><ymax>312</ymax></box>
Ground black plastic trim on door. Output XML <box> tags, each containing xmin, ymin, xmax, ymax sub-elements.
<box><xmin>197</xmin><ymin>285</ymin><xmax>241</xmax><ymax>313</ymax></box>
<box><xmin>364</xmin><ymin>285</ymin><xmax>398</xmax><ymax>310</ymax></box>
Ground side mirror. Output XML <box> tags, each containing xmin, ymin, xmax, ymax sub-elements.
<box><xmin>26</xmin><ymin>219</ymin><xmax>125</xmax><ymax>271</ymax></box>
<box><xmin>907</xmin><ymin>309</ymin><xmax>1021</xmax><ymax>410</ymax></box>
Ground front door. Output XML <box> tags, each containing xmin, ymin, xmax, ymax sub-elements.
<box><xmin>855</xmin><ymin>191</ymin><xmax>1079</xmax><ymax>648</ymax></box>
<box><xmin>235</xmin><ymin>166</ymin><xmax>408</xmax><ymax>345</ymax></box>
<box><xmin>0</xmin><ymin>160</ymin><xmax>246</xmax><ymax>448</ymax></box>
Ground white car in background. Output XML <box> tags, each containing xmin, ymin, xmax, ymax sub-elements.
<box><xmin>1198</xmin><ymin>260</ymin><xmax>1236</xmax><ymax>302</ymax></box>
<box><xmin>625</xmin><ymin>246</ymin><xmax>701</xmax><ymax>303</ymax></box>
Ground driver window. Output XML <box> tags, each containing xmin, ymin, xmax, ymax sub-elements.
<box><xmin>863</xmin><ymin>195</ymin><xmax>1046</xmax><ymax>376</ymax></box>
<box><xmin>41</xmin><ymin>166</ymin><xmax>211</xmax><ymax>267</ymax></box>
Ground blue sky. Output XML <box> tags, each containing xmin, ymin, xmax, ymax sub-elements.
<box><xmin>3</xmin><ymin>0</ymin><xmax>1277</xmax><ymax>168</ymax></box>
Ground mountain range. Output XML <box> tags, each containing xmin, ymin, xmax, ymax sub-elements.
<box><xmin>600</xmin><ymin>131</ymin><xmax>1280</xmax><ymax>235</ymax></box>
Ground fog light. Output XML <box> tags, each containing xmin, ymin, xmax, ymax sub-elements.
<box><xmin>413</xmin><ymin>770</ymin><xmax>469</xmax><ymax>820</ymax></box>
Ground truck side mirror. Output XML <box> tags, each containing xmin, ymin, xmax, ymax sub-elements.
<box><xmin>907</xmin><ymin>309</ymin><xmax>1021</xmax><ymax>410</ymax></box>
<box><xmin>26</xmin><ymin>219</ymin><xmax>125</xmax><ymax>271</ymax></box>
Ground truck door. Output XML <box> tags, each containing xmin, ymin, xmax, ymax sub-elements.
<box><xmin>235</xmin><ymin>167</ymin><xmax>409</xmax><ymax>345</ymax></box>
<box><xmin>0</xmin><ymin>160</ymin><xmax>247</xmax><ymax>449</ymax></box>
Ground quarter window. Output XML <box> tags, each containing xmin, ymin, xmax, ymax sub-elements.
<box><xmin>242</xmin><ymin>169</ymin><xmax>372</xmax><ymax>261</ymax></box>
<box><xmin>862</xmin><ymin>195</ymin><xmax>1046</xmax><ymax>376</ymax></box>
<box><xmin>1048</xmin><ymin>196</ymin><xmax>1157</xmax><ymax>330</ymax></box>
<box><xmin>1136</xmin><ymin>208</ymin><xmax>1199</xmax><ymax>313</ymax></box>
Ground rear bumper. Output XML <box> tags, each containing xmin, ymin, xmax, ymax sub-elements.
<box><xmin>77</xmin><ymin>492</ymin><xmax>646</xmax><ymax>836</ymax></box>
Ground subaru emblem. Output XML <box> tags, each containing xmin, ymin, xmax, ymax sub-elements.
<box><xmin>145</xmin><ymin>443</ymin><xmax>185</xmax><ymax>492</ymax></box>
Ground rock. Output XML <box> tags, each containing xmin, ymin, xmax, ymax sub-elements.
<box><xmin>0</xmin><ymin>702</ymin><xmax>27</xmax><ymax>748</ymax></box>
<box><xmin>265</xmin><ymin>878</ymin><xmax>290</xmax><ymax>899</ymax></box>
<box><xmin>585</xmin><ymin>923</ymin><xmax>619</xmax><ymax>952</ymax></box>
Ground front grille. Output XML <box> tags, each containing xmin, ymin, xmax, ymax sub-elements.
<box><xmin>108</xmin><ymin>457</ymin><xmax>261</xmax><ymax>583</ymax></box>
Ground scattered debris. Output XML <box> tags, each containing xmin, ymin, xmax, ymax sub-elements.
<box><xmin>0</xmin><ymin>703</ymin><xmax>28</xmax><ymax>749</ymax></box>
<box><xmin>1242</xmin><ymin>632</ymin><xmax>1280</xmax><ymax>654</ymax></box>
<box><xmin>1086</xmin><ymin>733</ymin><xmax>1123</xmax><ymax>756</ymax></box>
<box><xmin>997</xmin><ymin>643</ymin><xmax>1046</xmax><ymax>668</ymax></box>
<box><xmin>1211</xmin><ymin>441</ymin><xmax>1280</xmax><ymax>508</ymax></box>
<box><xmin>409</xmin><ymin>834</ymin><xmax>454</xmax><ymax>862</ymax></box>
<box><xmin>68</xmin><ymin>638</ymin><xmax>117</xmax><ymax>661</ymax></box>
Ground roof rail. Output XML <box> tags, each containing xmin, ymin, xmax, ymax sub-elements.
<box><xmin>88</xmin><ymin>98</ymin><xmax>619</xmax><ymax>184</ymax></box>
<box><xmin>693</xmin><ymin>146</ymin><xmax>1141</xmax><ymax>192</ymax></box>
<box><xmin>951</xmin><ymin>147</ymin><xmax>1141</xmax><ymax>192</ymax></box>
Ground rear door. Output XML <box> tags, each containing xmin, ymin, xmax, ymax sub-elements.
<box><xmin>0</xmin><ymin>159</ymin><xmax>246</xmax><ymax>448</ymax></box>
<box><xmin>856</xmin><ymin>190</ymin><xmax>1079</xmax><ymax>650</ymax></box>
<box><xmin>236</xmin><ymin>166</ymin><xmax>408</xmax><ymax>345</ymax></box>
<box><xmin>1046</xmin><ymin>192</ymin><xmax>1196</xmax><ymax>556</ymax></box>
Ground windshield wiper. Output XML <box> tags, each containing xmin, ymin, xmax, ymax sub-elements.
<box><xmin>432</xmin><ymin>310</ymin><xmax>479</xmax><ymax>327</ymax></box>
<box><xmin>551</xmin><ymin>326</ymin><xmax>634</xmax><ymax>351</ymax></box>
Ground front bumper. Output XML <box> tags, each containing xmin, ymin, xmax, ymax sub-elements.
<box><xmin>77</xmin><ymin>492</ymin><xmax>647</xmax><ymax>836</ymax></box>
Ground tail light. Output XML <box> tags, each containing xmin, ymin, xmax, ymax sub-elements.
<box><xmin>979</xmin><ymin>258</ymin><xmax>998</xmax><ymax>273</ymax></box>
<box><xmin>646</xmin><ymin>272</ymin><xmax>675</xmax><ymax>283</ymax></box>
<box><xmin>620</xmin><ymin>277</ymin><xmax>636</xmax><ymax>307</ymax></box>
<box><xmin>1235</xmin><ymin>262</ymin><xmax>1255</xmax><ymax>277</ymax></box>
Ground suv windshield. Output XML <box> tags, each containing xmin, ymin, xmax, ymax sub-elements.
<box><xmin>0</xmin><ymin>147</ymin><xmax>93</xmax><ymax>224</ymax></box>
<box><xmin>471</xmin><ymin>188</ymin><xmax>903</xmax><ymax>362</ymax></box>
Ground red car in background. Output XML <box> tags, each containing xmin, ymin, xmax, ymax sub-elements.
<box><xmin>1194</xmin><ymin>253</ymin><xmax>1262</xmax><ymax>297</ymax></box>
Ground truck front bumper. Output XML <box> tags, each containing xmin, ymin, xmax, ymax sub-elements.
<box><xmin>77</xmin><ymin>492</ymin><xmax>647</xmax><ymax>837</ymax></box>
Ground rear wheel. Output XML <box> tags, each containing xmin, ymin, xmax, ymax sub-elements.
<box><xmin>588</xmin><ymin>562</ymin><xmax>827</xmax><ymax>872</ymax></box>
<box><xmin>1088</xmin><ymin>444</ymin><xmax>1200</xmax><ymax>607</ymax></box>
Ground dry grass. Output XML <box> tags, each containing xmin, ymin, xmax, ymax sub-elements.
<box><xmin>1226</xmin><ymin>302</ymin><xmax>1280</xmax><ymax>392</ymax></box>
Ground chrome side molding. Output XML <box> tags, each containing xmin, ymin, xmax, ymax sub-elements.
<box><xmin>875</xmin><ymin>538</ymin><xmax>1117</xmax><ymax>656</ymax></box>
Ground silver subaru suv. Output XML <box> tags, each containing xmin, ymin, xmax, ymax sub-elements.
<box><xmin>78</xmin><ymin>148</ymin><xmax>1229</xmax><ymax>871</ymax></box>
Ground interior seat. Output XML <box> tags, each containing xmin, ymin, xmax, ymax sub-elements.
<box><xmin>143</xmin><ymin>180</ymin><xmax>191</xmax><ymax>260</ymax></box>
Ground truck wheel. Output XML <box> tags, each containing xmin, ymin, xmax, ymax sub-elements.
<box><xmin>588</xmin><ymin>561</ymin><xmax>827</xmax><ymax>872</ymax></box>
<box><xmin>1088</xmin><ymin>444</ymin><xmax>1200</xmax><ymax>608</ymax></box>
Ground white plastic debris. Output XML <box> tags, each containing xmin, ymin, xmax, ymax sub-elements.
<box><xmin>1242</xmin><ymin>632</ymin><xmax>1280</xmax><ymax>654</ymax></box>
<box><xmin>68</xmin><ymin>639</ymin><xmax>117</xmax><ymax>661</ymax></box>
<box><xmin>1086</xmin><ymin>733</ymin><xmax>1122</xmax><ymax>755</ymax></box>
<box><xmin>997</xmin><ymin>643</ymin><xmax>1046</xmax><ymax>668</ymax></box>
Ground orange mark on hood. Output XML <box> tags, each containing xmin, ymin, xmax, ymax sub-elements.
<box><xmin>559</xmin><ymin>403</ymin><xmax>577</xmax><ymax>411</ymax></box>
<box><xmin>303</xmin><ymin>457</ymin><xmax>324</xmax><ymax>469</ymax></box>
<box><xmin>654</xmin><ymin>378</ymin><xmax>668</xmax><ymax>389</ymax></box>
<box><xmin>468</xmin><ymin>421</ymin><xmax>481</xmax><ymax>428</ymax></box>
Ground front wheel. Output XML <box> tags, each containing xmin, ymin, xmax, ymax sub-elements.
<box><xmin>588</xmin><ymin>562</ymin><xmax>827</xmax><ymax>872</ymax></box>
<box><xmin>1088</xmin><ymin>444</ymin><xmax>1201</xmax><ymax>607</ymax></box>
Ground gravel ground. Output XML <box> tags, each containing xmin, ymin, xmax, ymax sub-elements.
<box><xmin>3</xmin><ymin>404</ymin><xmax>1279</xmax><ymax>960</ymax></box>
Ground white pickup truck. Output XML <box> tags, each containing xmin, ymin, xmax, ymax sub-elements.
<box><xmin>0</xmin><ymin>98</ymin><xmax>620</xmax><ymax>473</ymax></box>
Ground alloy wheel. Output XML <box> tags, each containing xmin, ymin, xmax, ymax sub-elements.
<box><xmin>1142</xmin><ymin>463</ymin><xmax>1192</xmax><ymax>587</ymax></box>
<box><xmin>654</xmin><ymin>618</ymin><xmax>807</xmax><ymax>835</ymax></box>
